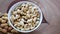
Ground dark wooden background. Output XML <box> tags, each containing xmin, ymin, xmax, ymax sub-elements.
<box><xmin>0</xmin><ymin>0</ymin><xmax>60</xmax><ymax>34</ymax></box>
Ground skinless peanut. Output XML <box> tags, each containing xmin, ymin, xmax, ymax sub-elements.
<box><xmin>27</xmin><ymin>10</ymin><xmax>30</xmax><ymax>14</ymax></box>
<box><xmin>26</xmin><ymin>14</ymin><xmax>30</xmax><ymax>18</ymax></box>
<box><xmin>31</xmin><ymin>23</ymin><xmax>35</xmax><ymax>27</ymax></box>
<box><xmin>22</xmin><ymin>16</ymin><xmax>27</xmax><ymax>19</ymax></box>
<box><xmin>33</xmin><ymin>11</ymin><xmax>36</xmax><ymax>14</ymax></box>
<box><xmin>24</xmin><ymin>24</ymin><xmax>30</xmax><ymax>30</ymax></box>
<box><xmin>28</xmin><ymin>23</ymin><xmax>31</xmax><ymax>25</ymax></box>
<box><xmin>21</xmin><ymin>3</ymin><xmax>26</xmax><ymax>7</ymax></box>
<box><xmin>2</xmin><ymin>29</ymin><xmax>7</xmax><ymax>33</ymax></box>
<box><xmin>24</xmin><ymin>24</ymin><xmax>27</xmax><ymax>28</ymax></box>
<box><xmin>35</xmin><ymin>10</ymin><xmax>39</xmax><ymax>13</ymax></box>
<box><xmin>30</xmin><ymin>14</ymin><xmax>33</xmax><ymax>16</ymax></box>
<box><xmin>28</xmin><ymin>3</ymin><xmax>32</xmax><ymax>6</ymax></box>
<box><xmin>37</xmin><ymin>15</ymin><xmax>40</xmax><ymax>18</ymax></box>
<box><xmin>29</xmin><ymin>6</ymin><xmax>32</xmax><ymax>9</ymax></box>
<box><xmin>14</xmin><ymin>23</ymin><xmax>22</xmax><ymax>27</ymax></box>
<box><xmin>27</xmin><ymin>19</ymin><xmax>32</xmax><ymax>23</ymax></box>
<box><xmin>28</xmin><ymin>23</ymin><xmax>32</xmax><ymax>28</ymax></box>
<box><xmin>21</xmin><ymin>7</ymin><xmax>24</xmax><ymax>10</ymax></box>
<box><xmin>25</xmin><ymin>4</ymin><xmax>28</xmax><ymax>7</ymax></box>
<box><xmin>14</xmin><ymin>22</ymin><xmax>19</xmax><ymax>24</ymax></box>
<box><xmin>32</xmin><ymin>14</ymin><xmax>37</xmax><ymax>18</ymax></box>
<box><xmin>15</xmin><ymin>7</ymin><xmax>21</xmax><ymax>11</ymax></box>
<box><xmin>17</xmin><ymin>24</ymin><xmax>21</xmax><ymax>27</ymax></box>
<box><xmin>10</xmin><ymin>15</ymin><xmax>16</xmax><ymax>21</ymax></box>
<box><xmin>19</xmin><ymin>21</ymin><xmax>24</xmax><ymax>25</ymax></box>
<box><xmin>22</xmin><ymin>16</ymin><xmax>25</xmax><ymax>18</ymax></box>
<box><xmin>17</xmin><ymin>19</ymin><xmax>20</xmax><ymax>22</ymax></box>
<box><xmin>23</xmin><ymin>13</ymin><xmax>26</xmax><ymax>15</ymax></box>
<box><xmin>17</xmin><ymin>9</ymin><xmax>22</xmax><ymax>14</ymax></box>
<box><xmin>21</xmin><ymin>18</ymin><xmax>25</xmax><ymax>22</ymax></box>
<box><xmin>35</xmin><ymin>21</ymin><xmax>39</xmax><ymax>26</ymax></box>
<box><xmin>33</xmin><ymin>17</ymin><xmax>37</xmax><ymax>22</ymax></box>
<box><xmin>20</xmin><ymin>11</ymin><xmax>24</xmax><ymax>15</ymax></box>
<box><xmin>12</xmin><ymin>11</ymin><xmax>17</xmax><ymax>15</ymax></box>
<box><xmin>32</xmin><ymin>6</ymin><xmax>37</xmax><ymax>11</ymax></box>
<box><xmin>18</xmin><ymin>26</ymin><xmax>23</xmax><ymax>30</ymax></box>
<box><xmin>16</xmin><ymin>27</ymin><xmax>20</xmax><ymax>29</ymax></box>
<box><xmin>7</xmin><ymin>22</ymin><xmax>11</xmax><ymax>26</ymax></box>
<box><xmin>23</xmin><ymin>7</ymin><xmax>28</xmax><ymax>12</ymax></box>
<box><xmin>15</xmin><ymin>14</ymin><xmax>20</xmax><ymax>19</ymax></box>
<box><xmin>24</xmin><ymin>28</ymin><xmax>30</xmax><ymax>30</ymax></box>
<box><xmin>37</xmin><ymin>18</ymin><xmax>40</xmax><ymax>20</ymax></box>
<box><xmin>21</xmin><ymin>28</ymin><xmax>24</xmax><ymax>30</ymax></box>
<box><xmin>30</xmin><ymin>27</ymin><xmax>34</xmax><ymax>29</ymax></box>
<box><xmin>37</xmin><ymin>13</ymin><xmax>40</xmax><ymax>18</ymax></box>
<box><xmin>14</xmin><ymin>24</ymin><xmax>17</xmax><ymax>26</ymax></box>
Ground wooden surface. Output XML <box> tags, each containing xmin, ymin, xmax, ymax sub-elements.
<box><xmin>0</xmin><ymin>0</ymin><xmax>60</xmax><ymax>34</ymax></box>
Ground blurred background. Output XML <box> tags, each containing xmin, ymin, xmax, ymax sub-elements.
<box><xmin>0</xmin><ymin>0</ymin><xmax>60</xmax><ymax>34</ymax></box>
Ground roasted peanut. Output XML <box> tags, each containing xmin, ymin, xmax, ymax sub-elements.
<box><xmin>4</xmin><ymin>26</ymin><xmax>8</xmax><ymax>29</ymax></box>
<box><xmin>7</xmin><ymin>33</ymin><xmax>13</xmax><ymax>34</ymax></box>
<box><xmin>11</xmin><ymin>29</ymin><xmax>18</xmax><ymax>33</ymax></box>
<box><xmin>2</xmin><ymin>16</ymin><xmax>8</xmax><ymax>20</ymax></box>
<box><xmin>1</xmin><ymin>20</ymin><xmax>6</xmax><ymax>23</ymax></box>
<box><xmin>2</xmin><ymin>29</ymin><xmax>7</xmax><ymax>33</ymax></box>
<box><xmin>0</xmin><ymin>27</ymin><xmax>2</xmax><ymax>31</ymax></box>
<box><xmin>0</xmin><ymin>23</ymin><xmax>8</xmax><ymax>27</ymax></box>
<box><xmin>0</xmin><ymin>18</ymin><xmax>2</xmax><ymax>22</ymax></box>
<box><xmin>3</xmin><ymin>13</ymin><xmax>8</xmax><ymax>17</ymax></box>
<box><xmin>8</xmin><ymin>27</ymin><xmax>12</xmax><ymax>31</ymax></box>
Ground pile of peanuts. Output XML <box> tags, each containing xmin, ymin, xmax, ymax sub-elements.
<box><xmin>10</xmin><ymin>3</ymin><xmax>40</xmax><ymax>31</ymax></box>
<box><xmin>0</xmin><ymin>13</ymin><xmax>19</xmax><ymax>34</ymax></box>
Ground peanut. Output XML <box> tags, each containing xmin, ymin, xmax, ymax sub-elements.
<box><xmin>0</xmin><ymin>27</ymin><xmax>2</xmax><ymax>31</ymax></box>
<box><xmin>0</xmin><ymin>23</ymin><xmax>8</xmax><ymax>27</ymax></box>
<box><xmin>7</xmin><ymin>33</ymin><xmax>13</xmax><ymax>34</ymax></box>
<box><xmin>11</xmin><ymin>29</ymin><xmax>18</xmax><ymax>33</ymax></box>
<box><xmin>3</xmin><ymin>13</ymin><xmax>8</xmax><ymax>17</ymax></box>
<box><xmin>2</xmin><ymin>29</ymin><xmax>7</xmax><ymax>33</ymax></box>
<box><xmin>2</xmin><ymin>16</ymin><xmax>8</xmax><ymax>20</ymax></box>
<box><xmin>4</xmin><ymin>26</ymin><xmax>8</xmax><ymax>29</ymax></box>
<box><xmin>8</xmin><ymin>27</ymin><xmax>12</xmax><ymax>31</ymax></box>
<box><xmin>0</xmin><ymin>18</ymin><xmax>3</xmax><ymax>22</ymax></box>
<box><xmin>1</xmin><ymin>20</ymin><xmax>6</xmax><ymax>23</ymax></box>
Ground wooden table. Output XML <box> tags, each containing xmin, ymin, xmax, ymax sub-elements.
<box><xmin>0</xmin><ymin>0</ymin><xmax>60</xmax><ymax>34</ymax></box>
